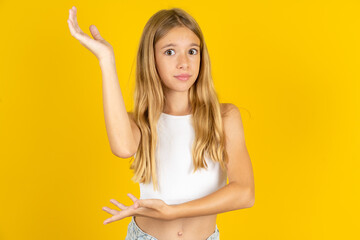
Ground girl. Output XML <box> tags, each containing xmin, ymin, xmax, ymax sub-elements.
<box><xmin>67</xmin><ymin>6</ymin><xmax>254</xmax><ymax>240</ymax></box>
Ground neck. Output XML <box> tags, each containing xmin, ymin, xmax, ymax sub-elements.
<box><xmin>163</xmin><ymin>91</ymin><xmax>191</xmax><ymax>115</ymax></box>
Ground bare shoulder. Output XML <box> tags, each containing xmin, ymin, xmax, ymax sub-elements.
<box><xmin>220</xmin><ymin>103</ymin><xmax>240</xmax><ymax>120</ymax></box>
<box><xmin>220</xmin><ymin>103</ymin><xmax>244</xmax><ymax>139</ymax></box>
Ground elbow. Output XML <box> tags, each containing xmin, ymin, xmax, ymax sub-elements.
<box><xmin>111</xmin><ymin>137</ymin><xmax>138</xmax><ymax>159</ymax></box>
<box><xmin>241</xmin><ymin>187</ymin><xmax>255</xmax><ymax>209</ymax></box>
<box><xmin>110</xmin><ymin>138</ymin><xmax>138</xmax><ymax>159</ymax></box>
<box><xmin>111</xmin><ymin>146</ymin><xmax>136</xmax><ymax>159</ymax></box>
<box><xmin>247</xmin><ymin>188</ymin><xmax>255</xmax><ymax>208</ymax></box>
<box><xmin>234</xmin><ymin>184</ymin><xmax>255</xmax><ymax>209</ymax></box>
<box><xmin>248</xmin><ymin>195</ymin><xmax>255</xmax><ymax>208</ymax></box>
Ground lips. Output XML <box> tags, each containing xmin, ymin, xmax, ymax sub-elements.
<box><xmin>174</xmin><ymin>74</ymin><xmax>191</xmax><ymax>81</ymax></box>
<box><xmin>175</xmin><ymin>74</ymin><xmax>191</xmax><ymax>78</ymax></box>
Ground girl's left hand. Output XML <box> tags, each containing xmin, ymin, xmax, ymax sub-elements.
<box><xmin>102</xmin><ymin>193</ymin><xmax>175</xmax><ymax>225</ymax></box>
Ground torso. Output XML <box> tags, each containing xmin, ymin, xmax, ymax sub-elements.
<box><xmin>128</xmin><ymin>103</ymin><xmax>232</xmax><ymax>240</ymax></box>
<box><xmin>134</xmin><ymin>214</ymin><xmax>217</xmax><ymax>240</ymax></box>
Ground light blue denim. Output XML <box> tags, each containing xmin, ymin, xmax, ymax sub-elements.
<box><xmin>125</xmin><ymin>216</ymin><xmax>220</xmax><ymax>240</ymax></box>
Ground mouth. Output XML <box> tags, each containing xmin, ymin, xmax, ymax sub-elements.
<box><xmin>174</xmin><ymin>74</ymin><xmax>191</xmax><ymax>81</ymax></box>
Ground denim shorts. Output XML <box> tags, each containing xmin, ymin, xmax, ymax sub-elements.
<box><xmin>125</xmin><ymin>216</ymin><xmax>220</xmax><ymax>240</ymax></box>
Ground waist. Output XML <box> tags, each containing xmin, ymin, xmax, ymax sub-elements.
<box><xmin>134</xmin><ymin>214</ymin><xmax>218</xmax><ymax>239</ymax></box>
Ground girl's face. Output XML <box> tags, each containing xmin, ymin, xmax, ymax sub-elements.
<box><xmin>154</xmin><ymin>26</ymin><xmax>201</xmax><ymax>93</ymax></box>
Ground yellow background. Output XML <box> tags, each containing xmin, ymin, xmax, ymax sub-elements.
<box><xmin>0</xmin><ymin>0</ymin><xmax>359</xmax><ymax>239</ymax></box>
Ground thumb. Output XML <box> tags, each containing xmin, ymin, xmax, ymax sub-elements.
<box><xmin>134</xmin><ymin>200</ymin><xmax>142</xmax><ymax>209</ymax></box>
<box><xmin>89</xmin><ymin>25</ymin><xmax>103</xmax><ymax>41</ymax></box>
<box><xmin>136</xmin><ymin>199</ymin><xmax>160</xmax><ymax>209</ymax></box>
<box><xmin>135</xmin><ymin>199</ymin><xmax>150</xmax><ymax>209</ymax></box>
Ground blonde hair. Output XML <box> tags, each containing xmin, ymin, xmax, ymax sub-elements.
<box><xmin>130</xmin><ymin>8</ymin><xmax>229</xmax><ymax>191</ymax></box>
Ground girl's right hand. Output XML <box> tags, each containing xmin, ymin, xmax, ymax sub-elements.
<box><xmin>67</xmin><ymin>6</ymin><xmax>114</xmax><ymax>61</ymax></box>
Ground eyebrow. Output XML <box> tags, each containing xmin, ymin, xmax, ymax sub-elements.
<box><xmin>161</xmin><ymin>43</ymin><xmax>200</xmax><ymax>49</ymax></box>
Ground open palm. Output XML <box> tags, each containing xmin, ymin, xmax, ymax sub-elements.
<box><xmin>67</xmin><ymin>6</ymin><xmax>114</xmax><ymax>61</ymax></box>
<box><xmin>102</xmin><ymin>193</ymin><xmax>175</xmax><ymax>224</ymax></box>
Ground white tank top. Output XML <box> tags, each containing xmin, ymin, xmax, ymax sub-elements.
<box><xmin>139</xmin><ymin>112</ymin><xmax>227</xmax><ymax>205</ymax></box>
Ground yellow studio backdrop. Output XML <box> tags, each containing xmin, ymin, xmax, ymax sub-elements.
<box><xmin>0</xmin><ymin>0</ymin><xmax>359</xmax><ymax>239</ymax></box>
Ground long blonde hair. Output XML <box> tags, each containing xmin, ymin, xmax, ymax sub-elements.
<box><xmin>130</xmin><ymin>8</ymin><xmax>229</xmax><ymax>191</ymax></box>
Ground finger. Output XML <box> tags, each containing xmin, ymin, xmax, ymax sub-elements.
<box><xmin>109</xmin><ymin>199</ymin><xmax>128</xmax><ymax>210</ymax></box>
<box><xmin>127</xmin><ymin>193</ymin><xmax>138</xmax><ymax>203</ymax></box>
<box><xmin>72</xmin><ymin>6</ymin><xmax>80</xmax><ymax>31</ymax></box>
<box><xmin>69</xmin><ymin>7</ymin><xmax>81</xmax><ymax>33</ymax></box>
<box><xmin>67</xmin><ymin>18</ymin><xmax>81</xmax><ymax>41</ymax></box>
<box><xmin>67</xmin><ymin>18</ymin><xmax>76</xmax><ymax>36</ymax></box>
<box><xmin>68</xmin><ymin>8</ymin><xmax>76</xmax><ymax>30</ymax></box>
<box><xmin>102</xmin><ymin>206</ymin><xmax>119</xmax><ymax>215</ymax></box>
<box><xmin>104</xmin><ymin>215</ymin><xmax>121</xmax><ymax>225</ymax></box>
<box><xmin>67</xmin><ymin>17</ymin><xmax>89</xmax><ymax>43</ymax></box>
<box><xmin>103</xmin><ymin>209</ymin><xmax>133</xmax><ymax>225</ymax></box>
<box><xmin>67</xmin><ymin>8</ymin><xmax>78</xmax><ymax>34</ymax></box>
<box><xmin>89</xmin><ymin>25</ymin><xmax>104</xmax><ymax>41</ymax></box>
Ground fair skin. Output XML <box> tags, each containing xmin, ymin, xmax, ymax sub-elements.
<box><xmin>101</xmin><ymin>30</ymin><xmax>255</xmax><ymax>224</ymax></box>
<box><xmin>66</xmin><ymin>6</ymin><xmax>254</xmax><ymax>226</ymax></box>
<box><xmin>102</xmin><ymin>103</ymin><xmax>255</xmax><ymax>224</ymax></box>
<box><xmin>154</xmin><ymin>26</ymin><xmax>201</xmax><ymax>115</ymax></box>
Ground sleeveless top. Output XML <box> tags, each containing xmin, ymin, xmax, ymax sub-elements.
<box><xmin>138</xmin><ymin>112</ymin><xmax>227</xmax><ymax>205</ymax></box>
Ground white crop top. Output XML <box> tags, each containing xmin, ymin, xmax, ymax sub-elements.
<box><xmin>139</xmin><ymin>112</ymin><xmax>227</xmax><ymax>205</ymax></box>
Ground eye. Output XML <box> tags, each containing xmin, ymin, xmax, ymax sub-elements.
<box><xmin>164</xmin><ymin>49</ymin><xmax>175</xmax><ymax>56</ymax></box>
<box><xmin>189</xmin><ymin>48</ymin><xmax>199</xmax><ymax>55</ymax></box>
<box><xmin>164</xmin><ymin>48</ymin><xmax>199</xmax><ymax>56</ymax></box>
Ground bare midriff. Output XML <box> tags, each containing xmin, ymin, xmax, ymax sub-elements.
<box><xmin>134</xmin><ymin>214</ymin><xmax>218</xmax><ymax>240</ymax></box>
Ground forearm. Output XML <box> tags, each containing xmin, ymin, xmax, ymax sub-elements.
<box><xmin>99</xmin><ymin>57</ymin><xmax>136</xmax><ymax>157</ymax></box>
<box><xmin>171</xmin><ymin>182</ymin><xmax>254</xmax><ymax>219</ymax></box>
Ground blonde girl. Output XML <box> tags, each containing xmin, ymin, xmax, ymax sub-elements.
<box><xmin>67</xmin><ymin>6</ymin><xmax>254</xmax><ymax>240</ymax></box>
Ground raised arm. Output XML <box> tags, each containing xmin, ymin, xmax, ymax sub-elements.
<box><xmin>67</xmin><ymin>6</ymin><xmax>140</xmax><ymax>158</ymax></box>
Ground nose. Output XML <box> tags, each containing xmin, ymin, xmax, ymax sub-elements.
<box><xmin>177</xmin><ymin>52</ymin><xmax>189</xmax><ymax>70</ymax></box>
